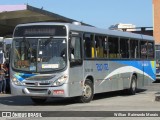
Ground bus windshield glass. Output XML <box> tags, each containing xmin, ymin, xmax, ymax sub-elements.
<box><xmin>12</xmin><ymin>38</ymin><xmax>67</xmax><ymax>72</ymax></box>
<box><xmin>156</xmin><ymin>51</ymin><xmax>160</xmax><ymax>60</ymax></box>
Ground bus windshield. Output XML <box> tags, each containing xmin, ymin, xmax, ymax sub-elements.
<box><xmin>12</xmin><ymin>38</ymin><xmax>67</xmax><ymax>72</ymax></box>
<box><xmin>156</xmin><ymin>51</ymin><xmax>160</xmax><ymax>60</ymax></box>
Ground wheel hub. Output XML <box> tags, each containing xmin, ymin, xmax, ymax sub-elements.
<box><xmin>83</xmin><ymin>85</ymin><xmax>92</xmax><ymax>98</ymax></box>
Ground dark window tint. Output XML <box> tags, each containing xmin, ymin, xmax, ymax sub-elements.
<box><xmin>95</xmin><ymin>35</ymin><xmax>108</xmax><ymax>58</ymax></box>
<box><xmin>148</xmin><ymin>42</ymin><xmax>154</xmax><ymax>59</ymax></box>
<box><xmin>130</xmin><ymin>39</ymin><xmax>139</xmax><ymax>58</ymax></box>
<box><xmin>140</xmin><ymin>41</ymin><xmax>147</xmax><ymax>59</ymax></box>
<box><xmin>108</xmin><ymin>37</ymin><xmax>119</xmax><ymax>58</ymax></box>
<box><xmin>155</xmin><ymin>45</ymin><xmax>160</xmax><ymax>50</ymax></box>
<box><xmin>120</xmin><ymin>38</ymin><xmax>129</xmax><ymax>58</ymax></box>
<box><xmin>84</xmin><ymin>34</ymin><xmax>95</xmax><ymax>58</ymax></box>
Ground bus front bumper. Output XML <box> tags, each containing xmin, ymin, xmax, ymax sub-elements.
<box><xmin>10</xmin><ymin>82</ymin><xmax>69</xmax><ymax>97</ymax></box>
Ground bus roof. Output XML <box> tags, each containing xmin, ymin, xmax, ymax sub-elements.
<box><xmin>15</xmin><ymin>22</ymin><xmax>154</xmax><ymax>41</ymax></box>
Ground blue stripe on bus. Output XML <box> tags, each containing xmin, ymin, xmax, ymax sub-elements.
<box><xmin>114</xmin><ymin>60</ymin><xmax>156</xmax><ymax>80</ymax></box>
<box><xmin>14</xmin><ymin>73</ymin><xmax>36</xmax><ymax>81</ymax></box>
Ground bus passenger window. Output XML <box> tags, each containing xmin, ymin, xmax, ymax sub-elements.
<box><xmin>130</xmin><ymin>39</ymin><xmax>139</xmax><ymax>58</ymax></box>
<box><xmin>120</xmin><ymin>38</ymin><xmax>129</xmax><ymax>58</ymax></box>
<box><xmin>140</xmin><ymin>41</ymin><xmax>147</xmax><ymax>59</ymax></box>
<box><xmin>108</xmin><ymin>36</ymin><xmax>119</xmax><ymax>58</ymax></box>
<box><xmin>95</xmin><ymin>36</ymin><xmax>103</xmax><ymax>58</ymax></box>
<box><xmin>95</xmin><ymin>35</ymin><xmax>108</xmax><ymax>58</ymax></box>
<box><xmin>84</xmin><ymin>34</ymin><xmax>95</xmax><ymax>58</ymax></box>
<box><xmin>148</xmin><ymin>42</ymin><xmax>154</xmax><ymax>59</ymax></box>
<box><xmin>102</xmin><ymin>37</ymin><xmax>108</xmax><ymax>58</ymax></box>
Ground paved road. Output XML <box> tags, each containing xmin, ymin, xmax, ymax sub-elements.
<box><xmin>0</xmin><ymin>83</ymin><xmax>160</xmax><ymax>120</ymax></box>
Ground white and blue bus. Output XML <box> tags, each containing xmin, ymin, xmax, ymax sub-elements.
<box><xmin>10</xmin><ymin>22</ymin><xmax>155</xmax><ymax>103</ymax></box>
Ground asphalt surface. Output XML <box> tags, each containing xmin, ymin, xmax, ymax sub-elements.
<box><xmin>0</xmin><ymin>83</ymin><xmax>160</xmax><ymax>120</ymax></box>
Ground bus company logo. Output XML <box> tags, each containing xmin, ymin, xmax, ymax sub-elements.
<box><xmin>35</xmin><ymin>82</ymin><xmax>39</xmax><ymax>86</ymax></box>
<box><xmin>2</xmin><ymin>112</ymin><xmax>11</xmax><ymax>117</ymax></box>
<box><xmin>96</xmin><ymin>63</ymin><xmax>109</xmax><ymax>71</ymax></box>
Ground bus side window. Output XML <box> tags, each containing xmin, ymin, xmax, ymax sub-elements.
<box><xmin>103</xmin><ymin>37</ymin><xmax>108</xmax><ymax>58</ymax></box>
<box><xmin>95</xmin><ymin>35</ymin><xmax>108</xmax><ymax>58</ymax></box>
<box><xmin>83</xmin><ymin>34</ymin><xmax>95</xmax><ymax>58</ymax></box>
<box><xmin>130</xmin><ymin>39</ymin><xmax>139</xmax><ymax>59</ymax></box>
<box><xmin>108</xmin><ymin>36</ymin><xmax>119</xmax><ymax>58</ymax></box>
<box><xmin>95</xmin><ymin>35</ymin><xmax>103</xmax><ymax>58</ymax></box>
<box><xmin>148</xmin><ymin>42</ymin><xmax>154</xmax><ymax>59</ymax></box>
<box><xmin>140</xmin><ymin>41</ymin><xmax>147</xmax><ymax>59</ymax></box>
<box><xmin>120</xmin><ymin>38</ymin><xmax>129</xmax><ymax>58</ymax></box>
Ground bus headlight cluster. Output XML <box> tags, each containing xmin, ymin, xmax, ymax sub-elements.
<box><xmin>52</xmin><ymin>75</ymin><xmax>68</xmax><ymax>86</ymax></box>
<box><xmin>11</xmin><ymin>77</ymin><xmax>22</xmax><ymax>86</ymax></box>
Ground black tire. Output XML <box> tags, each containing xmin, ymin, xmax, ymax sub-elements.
<box><xmin>31</xmin><ymin>97</ymin><xmax>47</xmax><ymax>104</ymax></box>
<box><xmin>78</xmin><ymin>80</ymin><xmax>94</xmax><ymax>103</ymax></box>
<box><xmin>128</xmin><ymin>75</ymin><xmax>137</xmax><ymax>95</ymax></box>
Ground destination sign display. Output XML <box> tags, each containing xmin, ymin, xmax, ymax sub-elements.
<box><xmin>14</xmin><ymin>25</ymin><xmax>67</xmax><ymax>37</ymax></box>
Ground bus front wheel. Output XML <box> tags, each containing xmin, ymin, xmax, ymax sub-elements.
<box><xmin>31</xmin><ymin>97</ymin><xmax>47</xmax><ymax>104</ymax></box>
<box><xmin>78</xmin><ymin>80</ymin><xmax>94</xmax><ymax>103</ymax></box>
<box><xmin>128</xmin><ymin>75</ymin><xmax>137</xmax><ymax>95</ymax></box>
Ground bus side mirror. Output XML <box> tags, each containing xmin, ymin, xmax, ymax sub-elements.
<box><xmin>3</xmin><ymin>43</ymin><xmax>8</xmax><ymax>59</ymax></box>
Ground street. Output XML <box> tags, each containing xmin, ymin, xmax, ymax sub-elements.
<box><xmin>0</xmin><ymin>83</ymin><xmax>160</xmax><ymax>120</ymax></box>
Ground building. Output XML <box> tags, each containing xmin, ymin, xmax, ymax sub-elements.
<box><xmin>153</xmin><ymin>0</ymin><xmax>160</xmax><ymax>44</ymax></box>
<box><xmin>109</xmin><ymin>23</ymin><xmax>153</xmax><ymax>36</ymax></box>
<box><xmin>109</xmin><ymin>23</ymin><xmax>136</xmax><ymax>31</ymax></box>
<box><xmin>131</xmin><ymin>27</ymin><xmax>153</xmax><ymax>36</ymax></box>
<box><xmin>0</xmin><ymin>5</ymin><xmax>91</xmax><ymax>37</ymax></box>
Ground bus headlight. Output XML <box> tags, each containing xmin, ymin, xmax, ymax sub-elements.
<box><xmin>52</xmin><ymin>75</ymin><xmax>68</xmax><ymax>86</ymax></box>
<box><xmin>11</xmin><ymin>77</ymin><xmax>22</xmax><ymax>86</ymax></box>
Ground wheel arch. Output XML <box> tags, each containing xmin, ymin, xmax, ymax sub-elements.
<box><xmin>130</xmin><ymin>72</ymin><xmax>138</xmax><ymax>83</ymax></box>
<box><xmin>84</xmin><ymin>75</ymin><xmax>94</xmax><ymax>92</ymax></box>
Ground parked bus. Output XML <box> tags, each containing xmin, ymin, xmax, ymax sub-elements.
<box><xmin>10</xmin><ymin>22</ymin><xmax>155</xmax><ymax>103</ymax></box>
<box><xmin>155</xmin><ymin>44</ymin><xmax>160</xmax><ymax>80</ymax></box>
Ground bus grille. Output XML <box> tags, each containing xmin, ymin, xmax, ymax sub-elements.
<box><xmin>25</xmin><ymin>75</ymin><xmax>55</xmax><ymax>81</ymax></box>
<box><xmin>24</xmin><ymin>82</ymin><xmax>51</xmax><ymax>86</ymax></box>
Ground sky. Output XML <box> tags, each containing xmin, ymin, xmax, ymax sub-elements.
<box><xmin>0</xmin><ymin>0</ymin><xmax>153</xmax><ymax>29</ymax></box>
